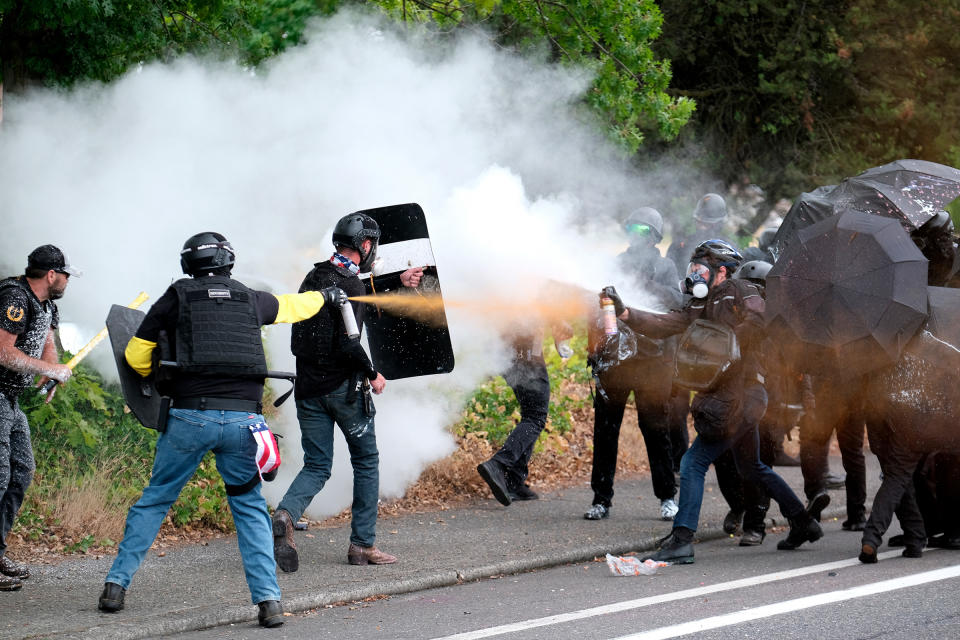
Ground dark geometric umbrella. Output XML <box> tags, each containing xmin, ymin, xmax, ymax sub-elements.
<box><xmin>771</xmin><ymin>159</ymin><xmax>960</xmax><ymax>259</ymax></box>
<box><xmin>766</xmin><ymin>210</ymin><xmax>929</xmax><ymax>375</ymax></box>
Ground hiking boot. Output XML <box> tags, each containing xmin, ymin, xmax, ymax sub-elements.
<box><xmin>0</xmin><ymin>555</ymin><xmax>29</xmax><ymax>580</ymax></box>
<box><xmin>0</xmin><ymin>575</ymin><xmax>22</xmax><ymax>592</ymax></box>
<box><xmin>739</xmin><ymin>529</ymin><xmax>766</xmax><ymax>546</ymax></box>
<box><xmin>806</xmin><ymin>492</ymin><xmax>831</xmax><ymax>522</ymax></box>
<box><xmin>98</xmin><ymin>582</ymin><xmax>125</xmax><ymax>612</ymax></box>
<box><xmin>477</xmin><ymin>459</ymin><xmax>512</xmax><ymax>506</ymax></box>
<box><xmin>642</xmin><ymin>527</ymin><xmax>695</xmax><ymax>564</ymax></box>
<box><xmin>258</xmin><ymin>600</ymin><xmax>284</xmax><ymax>628</ymax></box>
<box><xmin>348</xmin><ymin>543</ymin><xmax>397</xmax><ymax>565</ymax></box>
<box><xmin>859</xmin><ymin>542</ymin><xmax>878</xmax><ymax>564</ymax></box>
<box><xmin>777</xmin><ymin>514</ymin><xmax>823</xmax><ymax>550</ymax></box>
<box><xmin>584</xmin><ymin>504</ymin><xmax>609</xmax><ymax>520</ymax></box>
<box><xmin>723</xmin><ymin>509</ymin><xmax>744</xmax><ymax>535</ymax></box>
<box><xmin>508</xmin><ymin>484</ymin><xmax>539</xmax><ymax>501</ymax></box>
<box><xmin>272</xmin><ymin>509</ymin><xmax>299</xmax><ymax>573</ymax></box>
<box><xmin>660</xmin><ymin>499</ymin><xmax>679</xmax><ymax>520</ymax></box>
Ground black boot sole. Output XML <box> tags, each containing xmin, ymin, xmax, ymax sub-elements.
<box><xmin>273</xmin><ymin>519</ymin><xmax>299</xmax><ymax>573</ymax></box>
<box><xmin>806</xmin><ymin>493</ymin><xmax>831</xmax><ymax>522</ymax></box>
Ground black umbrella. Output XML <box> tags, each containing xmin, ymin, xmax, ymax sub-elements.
<box><xmin>866</xmin><ymin>286</ymin><xmax>960</xmax><ymax>451</ymax></box>
<box><xmin>766</xmin><ymin>210</ymin><xmax>928</xmax><ymax>375</ymax></box>
<box><xmin>771</xmin><ymin>159</ymin><xmax>960</xmax><ymax>258</ymax></box>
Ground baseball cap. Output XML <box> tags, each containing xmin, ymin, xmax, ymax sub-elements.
<box><xmin>27</xmin><ymin>245</ymin><xmax>82</xmax><ymax>277</ymax></box>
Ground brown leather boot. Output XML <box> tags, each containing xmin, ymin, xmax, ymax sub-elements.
<box><xmin>272</xmin><ymin>509</ymin><xmax>299</xmax><ymax>573</ymax></box>
<box><xmin>0</xmin><ymin>555</ymin><xmax>29</xmax><ymax>579</ymax></box>
<box><xmin>347</xmin><ymin>543</ymin><xmax>397</xmax><ymax>565</ymax></box>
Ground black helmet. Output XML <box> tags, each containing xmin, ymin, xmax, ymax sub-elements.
<box><xmin>333</xmin><ymin>212</ymin><xmax>380</xmax><ymax>273</ymax></box>
<box><xmin>758</xmin><ymin>227</ymin><xmax>779</xmax><ymax>251</ymax></box>
<box><xmin>691</xmin><ymin>238</ymin><xmax>743</xmax><ymax>270</ymax></box>
<box><xmin>920</xmin><ymin>210</ymin><xmax>954</xmax><ymax>235</ymax></box>
<box><xmin>180</xmin><ymin>232</ymin><xmax>235</xmax><ymax>276</ymax></box>
<box><xmin>734</xmin><ymin>260</ymin><xmax>773</xmax><ymax>283</ymax></box>
<box><xmin>624</xmin><ymin>206</ymin><xmax>664</xmax><ymax>243</ymax></box>
<box><xmin>693</xmin><ymin>193</ymin><xmax>727</xmax><ymax>224</ymax></box>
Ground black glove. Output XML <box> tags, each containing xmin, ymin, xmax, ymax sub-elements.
<box><xmin>601</xmin><ymin>286</ymin><xmax>625</xmax><ymax>317</ymax></box>
<box><xmin>320</xmin><ymin>286</ymin><xmax>349</xmax><ymax>307</ymax></box>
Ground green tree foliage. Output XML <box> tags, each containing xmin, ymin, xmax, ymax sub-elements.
<box><xmin>653</xmin><ymin>0</ymin><xmax>853</xmax><ymax>217</ymax></box>
<box><xmin>365</xmin><ymin>0</ymin><xmax>694</xmax><ymax>150</ymax></box>
<box><xmin>0</xmin><ymin>0</ymin><xmax>317</xmax><ymax>89</ymax></box>
<box><xmin>831</xmin><ymin>1</ymin><xmax>960</xmax><ymax>172</ymax></box>
<box><xmin>0</xmin><ymin>0</ymin><xmax>693</xmax><ymax>152</ymax></box>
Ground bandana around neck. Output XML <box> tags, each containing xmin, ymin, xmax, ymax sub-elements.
<box><xmin>331</xmin><ymin>252</ymin><xmax>360</xmax><ymax>275</ymax></box>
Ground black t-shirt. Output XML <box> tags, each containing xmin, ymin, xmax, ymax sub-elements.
<box><xmin>0</xmin><ymin>277</ymin><xmax>58</xmax><ymax>399</ymax></box>
<box><xmin>291</xmin><ymin>261</ymin><xmax>377</xmax><ymax>398</ymax></box>
<box><xmin>135</xmin><ymin>282</ymin><xmax>279</xmax><ymax>401</ymax></box>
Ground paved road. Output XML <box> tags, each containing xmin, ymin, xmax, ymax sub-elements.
<box><xmin>4</xmin><ymin>457</ymin><xmax>880</xmax><ymax>640</ymax></box>
<box><xmin>177</xmin><ymin>521</ymin><xmax>960</xmax><ymax>640</ymax></box>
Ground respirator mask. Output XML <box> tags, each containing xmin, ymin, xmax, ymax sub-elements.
<box><xmin>683</xmin><ymin>261</ymin><xmax>712</xmax><ymax>298</ymax></box>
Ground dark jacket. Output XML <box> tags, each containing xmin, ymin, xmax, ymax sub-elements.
<box><xmin>291</xmin><ymin>261</ymin><xmax>377</xmax><ymax>399</ymax></box>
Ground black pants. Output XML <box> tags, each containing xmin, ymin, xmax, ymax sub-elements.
<box><xmin>799</xmin><ymin>412</ymin><xmax>867</xmax><ymax>521</ymax></box>
<box><xmin>862</xmin><ymin>419</ymin><xmax>925</xmax><ymax>549</ymax></box>
<box><xmin>491</xmin><ymin>359</ymin><xmax>550</xmax><ymax>485</ymax></box>
<box><xmin>590</xmin><ymin>382</ymin><xmax>676</xmax><ymax>507</ymax></box>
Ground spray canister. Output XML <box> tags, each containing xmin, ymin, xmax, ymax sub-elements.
<box><xmin>339</xmin><ymin>300</ymin><xmax>361</xmax><ymax>339</ymax></box>
<box><xmin>600</xmin><ymin>296</ymin><xmax>618</xmax><ymax>335</ymax></box>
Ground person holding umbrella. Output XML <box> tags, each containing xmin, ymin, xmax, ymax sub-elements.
<box><xmin>603</xmin><ymin>239</ymin><xmax>822</xmax><ymax>563</ymax></box>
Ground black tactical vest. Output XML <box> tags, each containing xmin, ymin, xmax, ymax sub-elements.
<box><xmin>171</xmin><ymin>276</ymin><xmax>267</xmax><ymax>378</ymax></box>
<box><xmin>0</xmin><ymin>277</ymin><xmax>57</xmax><ymax>398</ymax></box>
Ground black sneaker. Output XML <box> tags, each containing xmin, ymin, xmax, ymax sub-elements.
<box><xmin>888</xmin><ymin>533</ymin><xmax>906</xmax><ymax>547</ymax></box>
<box><xmin>902</xmin><ymin>546</ymin><xmax>924</xmax><ymax>559</ymax></box>
<box><xmin>723</xmin><ymin>509</ymin><xmax>744</xmax><ymax>535</ymax></box>
<box><xmin>98</xmin><ymin>582</ymin><xmax>126</xmax><ymax>612</ymax></box>
<box><xmin>806</xmin><ymin>492</ymin><xmax>831</xmax><ymax>522</ymax></box>
<box><xmin>859</xmin><ymin>543</ymin><xmax>878</xmax><ymax>564</ymax></box>
<box><xmin>477</xmin><ymin>460</ymin><xmax>512</xmax><ymax>506</ymax></box>
<box><xmin>508</xmin><ymin>484</ymin><xmax>539</xmax><ymax>501</ymax></box>
<box><xmin>258</xmin><ymin>600</ymin><xmax>284</xmax><ymax>628</ymax></box>
<box><xmin>642</xmin><ymin>529</ymin><xmax>695</xmax><ymax>564</ymax></box>
<box><xmin>739</xmin><ymin>529</ymin><xmax>766</xmax><ymax>546</ymax></box>
<box><xmin>777</xmin><ymin>515</ymin><xmax>823</xmax><ymax>550</ymax></box>
<box><xmin>584</xmin><ymin>504</ymin><xmax>610</xmax><ymax>520</ymax></box>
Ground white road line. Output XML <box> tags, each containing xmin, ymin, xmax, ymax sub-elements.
<box><xmin>613</xmin><ymin>563</ymin><xmax>960</xmax><ymax>640</ymax></box>
<box><xmin>431</xmin><ymin>550</ymin><xmax>909</xmax><ymax>640</ymax></box>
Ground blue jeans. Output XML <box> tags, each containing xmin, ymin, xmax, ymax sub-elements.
<box><xmin>278</xmin><ymin>381</ymin><xmax>379</xmax><ymax>547</ymax></box>
<box><xmin>106</xmin><ymin>409</ymin><xmax>280</xmax><ymax>604</ymax></box>
<box><xmin>674</xmin><ymin>385</ymin><xmax>805</xmax><ymax>531</ymax></box>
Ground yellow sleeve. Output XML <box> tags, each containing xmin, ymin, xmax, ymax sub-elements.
<box><xmin>125</xmin><ymin>336</ymin><xmax>157</xmax><ymax>377</ymax></box>
<box><xmin>273</xmin><ymin>291</ymin><xmax>326</xmax><ymax>324</ymax></box>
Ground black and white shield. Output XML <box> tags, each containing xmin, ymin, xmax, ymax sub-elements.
<box><xmin>358</xmin><ymin>202</ymin><xmax>455</xmax><ymax>379</ymax></box>
<box><xmin>106</xmin><ymin>304</ymin><xmax>162</xmax><ymax>429</ymax></box>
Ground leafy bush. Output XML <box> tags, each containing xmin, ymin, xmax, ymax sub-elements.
<box><xmin>454</xmin><ymin>330</ymin><xmax>593</xmax><ymax>448</ymax></box>
<box><xmin>15</xmin><ymin>355</ymin><xmax>234</xmax><ymax>550</ymax></box>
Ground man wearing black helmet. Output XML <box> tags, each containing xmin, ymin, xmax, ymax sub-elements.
<box><xmin>98</xmin><ymin>232</ymin><xmax>345</xmax><ymax>627</ymax></box>
<box><xmin>603</xmin><ymin>239</ymin><xmax>821</xmax><ymax>563</ymax></box>
<box><xmin>273</xmin><ymin>212</ymin><xmax>403</xmax><ymax>572</ymax></box>
<box><xmin>0</xmin><ymin>245</ymin><xmax>76</xmax><ymax>592</ymax></box>
<box><xmin>582</xmin><ymin>207</ymin><xmax>683</xmax><ymax>522</ymax></box>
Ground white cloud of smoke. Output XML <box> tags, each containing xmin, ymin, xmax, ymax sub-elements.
<box><xmin>0</xmin><ymin>11</ymin><xmax>698</xmax><ymax>518</ymax></box>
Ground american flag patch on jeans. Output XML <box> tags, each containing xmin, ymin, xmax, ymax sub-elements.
<box><xmin>249</xmin><ymin>421</ymin><xmax>281</xmax><ymax>478</ymax></box>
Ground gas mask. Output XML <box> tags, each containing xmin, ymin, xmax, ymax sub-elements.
<box><xmin>683</xmin><ymin>261</ymin><xmax>713</xmax><ymax>298</ymax></box>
